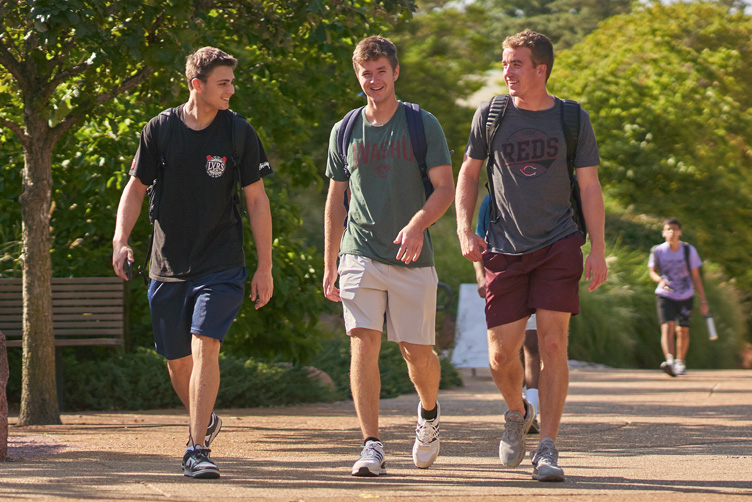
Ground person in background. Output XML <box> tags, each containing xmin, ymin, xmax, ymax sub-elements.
<box><xmin>648</xmin><ymin>217</ymin><xmax>708</xmax><ymax>377</ymax></box>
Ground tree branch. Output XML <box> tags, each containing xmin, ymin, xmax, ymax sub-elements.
<box><xmin>50</xmin><ymin>65</ymin><xmax>154</xmax><ymax>142</ymax></box>
<box><xmin>0</xmin><ymin>116</ymin><xmax>26</xmax><ymax>146</ymax></box>
<box><xmin>0</xmin><ymin>31</ymin><xmax>28</xmax><ymax>89</ymax></box>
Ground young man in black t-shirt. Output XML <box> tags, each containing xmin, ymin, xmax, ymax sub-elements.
<box><xmin>112</xmin><ymin>47</ymin><xmax>273</xmax><ymax>479</ymax></box>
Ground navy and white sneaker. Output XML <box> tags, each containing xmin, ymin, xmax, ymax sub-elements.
<box><xmin>183</xmin><ymin>447</ymin><xmax>220</xmax><ymax>479</ymax></box>
<box><xmin>352</xmin><ymin>440</ymin><xmax>386</xmax><ymax>477</ymax></box>
<box><xmin>412</xmin><ymin>402</ymin><xmax>440</xmax><ymax>469</ymax></box>
<box><xmin>205</xmin><ymin>412</ymin><xmax>222</xmax><ymax>447</ymax></box>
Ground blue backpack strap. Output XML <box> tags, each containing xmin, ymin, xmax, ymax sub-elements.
<box><xmin>335</xmin><ymin>106</ymin><xmax>364</xmax><ymax>224</ymax></box>
<box><xmin>336</xmin><ymin>106</ymin><xmax>364</xmax><ymax>179</ymax></box>
<box><xmin>402</xmin><ymin>102</ymin><xmax>432</xmax><ymax>199</ymax></box>
<box><xmin>560</xmin><ymin>98</ymin><xmax>586</xmax><ymax>237</ymax></box>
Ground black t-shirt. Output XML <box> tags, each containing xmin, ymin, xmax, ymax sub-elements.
<box><xmin>130</xmin><ymin>106</ymin><xmax>272</xmax><ymax>281</ymax></box>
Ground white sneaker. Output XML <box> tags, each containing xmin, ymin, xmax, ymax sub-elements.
<box><xmin>352</xmin><ymin>440</ymin><xmax>386</xmax><ymax>476</ymax></box>
<box><xmin>674</xmin><ymin>359</ymin><xmax>686</xmax><ymax>375</ymax></box>
<box><xmin>412</xmin><ymin>402</ymin><xmax>440</xmax><ymax>469</ymax></box>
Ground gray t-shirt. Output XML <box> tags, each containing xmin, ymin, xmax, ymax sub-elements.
<box><xmin>326</xmin><ymin>103</ymin><xmax>452</xmax><ymax>267</ymax></box>
<box><xmin>465</xmin><ymin>97</ymin><xmax>600</xmax><ymax>255</ymax></box>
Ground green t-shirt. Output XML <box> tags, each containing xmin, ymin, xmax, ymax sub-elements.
<box><xmin>326</xmin><ymin>102</ymin><xmax>452</xmax><ymax>267</ymax></box>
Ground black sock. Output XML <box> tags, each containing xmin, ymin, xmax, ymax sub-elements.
<box><xmin>420</xmin><ymin>404</ymin><xmax>438</xmax><ymax>421</ymax></box>
<box><xmin>364</xmin><ymin>437</ymin><xmax>380</xmax><ymax>445</ymax></box>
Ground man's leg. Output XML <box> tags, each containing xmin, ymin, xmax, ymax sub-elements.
<box><xmin>400</xmin><ymin>342</ymin><xmax>440</xmax><ymax>410</ymax></box>
<box><xmin>661</xmin><ymin>321</ymin><xmax>676</xmax><ymax>360</ymax></box>
<box><xmin>350</xmin><ymin>328</ymin><xmax>382</xmax><ymax>441</ymax></box>
<box><xmin>489</xmin><ymin>318</ymin><xmax>536</xmax><ymax>469</ymax></box>
<box><xmin>167</xmin><ymin>356</ymin><xmax>192</xmax><ymax>411</ymax></box>
<box><xmin>535</xmin><ymin>309</ymin><xmax>571</xmax><ymax>441</ymax></box>
<box><xmin>188</xmin><ymin>334</ymin><xmax>221</xmax><ymax>447</ymax></box>
<box><xmin>523</xmin><ymin>328</ymin><xmax>540</xmax><ymax>432</ymax></box>
<box><xmin>675</xmin><ymin>325</ymin><xmax>690</xmax><ymax>361</ymax></box>
<box><xmin>488</xmin><ymin>318</ymin><xmax>527</xmax><ymax>413</ymax></box>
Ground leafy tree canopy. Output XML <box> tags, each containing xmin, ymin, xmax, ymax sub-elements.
<box><xmin>549</xmin><ymin>0</ymin><xmax>752</xmax><ymax>291</ymax></box>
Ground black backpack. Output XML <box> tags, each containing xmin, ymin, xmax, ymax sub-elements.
<box><xmin>335</xmin><ymin>102</ymin><xmax>430</xmax><ymax>220</ymax></box>
<box><xmin>483</xmin><ymin>94</ymin><xmax>587</xmax><ymax>236</ymax></box>
<box><xmin>138</xmin><ymin>107</ymin><xmax>247</xmax><ymax>284</ymax></box>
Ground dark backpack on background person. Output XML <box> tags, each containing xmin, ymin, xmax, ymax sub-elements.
<box><xmin>335</xmin><ymin>102</ymin><xmax>430</xmax><ymax>223</ymax></box>
<box><xmin>482</xmin><ymin>94</ymin><xmax>587</xmax><ymax>237</ymax></box>
<box><xmin>137</xmin><ymin>108</ymin><xmax>247</xmax><ymax>284</ymax></box>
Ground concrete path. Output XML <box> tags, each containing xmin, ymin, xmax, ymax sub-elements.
<box><xmin>3</xmin><ymin>367</ymin><xmax>751</xmax><ymax>501</ymax></box>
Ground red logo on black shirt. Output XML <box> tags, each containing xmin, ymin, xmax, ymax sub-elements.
<box><xmin>206</xmin><ymin>155</ymin><xmax>227</xmax><ymax>178</ymax></box>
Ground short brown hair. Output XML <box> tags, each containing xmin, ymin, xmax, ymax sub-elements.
<box><xmin>502</xmin><ymin>29</ymin><xmax>554</xmax><ymax>81</ymax></box>
<box><xmin>664</xmin><ymin>217</ymin><xmax>682</xmax><ymax>229</ymax></box>
<box><xmin>352</xmin><ymin>36</ymin><xmax>399</xmax><ymax>72</ymax></box>
<box><xmin>185</xmin><ymin>47</ymin><xmax>237</xmax><ymax>89</ymax></box>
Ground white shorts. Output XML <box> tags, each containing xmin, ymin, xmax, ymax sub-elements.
<box><xmin>338</xmin><ymin>254</ymin><xmax>438</xmax><ymax>345</ymax></box>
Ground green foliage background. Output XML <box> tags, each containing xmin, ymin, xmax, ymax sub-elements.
<box><xmin>2</xmin><ymin>0</ymin><xmax>751</xmax><ymax>412</ymax></box>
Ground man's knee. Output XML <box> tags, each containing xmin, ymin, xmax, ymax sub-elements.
<box><xmin>400</xmin><ymin>343</ymin><xmax>437</xmax><ymax>369</ymax></box>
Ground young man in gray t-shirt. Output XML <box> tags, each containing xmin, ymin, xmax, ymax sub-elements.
<box><xmin>455</xmin><ymin>30</ymin><xmax>608</xmax><ymax>482</ymax></box>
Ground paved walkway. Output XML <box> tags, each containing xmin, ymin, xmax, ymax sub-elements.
<box><xmin>3</xmin><ymin>367</ymin><xmax>752</xmax><ymax>501</ymax></box>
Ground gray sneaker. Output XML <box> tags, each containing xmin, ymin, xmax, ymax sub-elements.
<box><xmin>532</xmin><ymin>437</ymin><xmax>564</xmax><ymax>482</ymax></box>
<box><xmin>499</xmin><ymin>399</ymin><xmax>535</xmax><ymax>468</ymax></box>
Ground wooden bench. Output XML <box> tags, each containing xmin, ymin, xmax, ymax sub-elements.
<box><xmin>0</xmin><ymin>277</ymin><xmax>127</xmax><ymax>349</ymax></box>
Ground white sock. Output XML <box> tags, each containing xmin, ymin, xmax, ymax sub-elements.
<box><xmin>666</xmin><ymin>354</ymin><xmax>674</xmax><ymax>363</ymax></box>
<box><xmin>526</xmin><ymin>388</ymin><xmax>539</xmax><ymax>418</ymax></box>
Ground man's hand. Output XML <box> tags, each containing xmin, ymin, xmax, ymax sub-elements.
<box><xmin>459</xmin><ymin>229</ymin><xmax>487</xmax><ymax>262</ymax></box>
<box><xmin>394</xmin><ymin>222</ymin><xmax>425</xmax><ymax>264</ymax></box>
<box><xmin>112</xmin><ymin>244</ymin><xmax>134</xmax><ymax>281</ymax></box>
<box><xmin>584</xmin><ymin>251</ymin><xmax>608</xmax><ymax>292</ymax></box>
<box><xmin>322</xmin><ymin>267</ymin><xmax>341</xmax><ymax>302</ymax></box>
<box><xmin>250</xmin><ymin>268</ymin><xmax>273</xmax><ymax>309</ymax></box>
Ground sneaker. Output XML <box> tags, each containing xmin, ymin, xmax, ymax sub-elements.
<box><xmin>674</xmin><ymin>359</ymin><xmax>686</xmax><ymax>375</ymax></box>
<box><xmin>181</xmin><ymin>412</ymin><xmax>223</xmax><ymax>469</ymax></box>
<box><xmin>532</xmin><ymin>437</ymin><xmax>564</xmax><ymax>482</ymax></box>
<box><xmin>499</xmin><ymin>399</ymin><xmax>535</xmax><ymax>468</ymax></box>
<box><xmin>529</xmin><ymin>417</ymin><xmax>540</xmax><ymax>434</ymax></box>
<box><xmin>205</xmin><ymin>412</ymin><xmax>222</xmax><ymax>447</ymax></box>
<box><xmin>412</xmin><ymin>402</ymin><xmax>440</xmax><ymax>469</ymax></box>
<box><xmin>660</xmin><ymin>361</ymin><xmax>676</xmax><ymax>377</ymax></box>
<box><xmin>352</xmin><ymin>440</ymin><xmax>386</xmax><ymax>477</ymax></box>
<box><xmin>183</xmin><ymin>447</ymin><xmax>220</xmax><ymax>479</ymax></box>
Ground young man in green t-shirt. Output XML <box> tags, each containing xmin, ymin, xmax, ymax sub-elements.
<box><xmin>323</xmin><ymin>36</ymin><xmax>454</xmax><ymax>476</ymax></box>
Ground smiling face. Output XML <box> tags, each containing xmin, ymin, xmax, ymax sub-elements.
<box><xmin>192</xmin><ymin>65</ymin><xmax>235</xmax><ymax>111</ymax></box>
<box><xmin>502</xmin><ymin>47</ymin><xmax>547</xmax><ymax>99</ymax></box>
<box><xmin>355</xmin><ymin>57</ymin><xmax>399</xmax><ymax>106</ymax></box>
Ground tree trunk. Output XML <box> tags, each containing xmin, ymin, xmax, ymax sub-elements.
<box><xmin>17</xmin><ymin>128</ymin><xmax>60</xmax><ymax>426</ymax></box>
<box><xmin>0</xmin><ymin>331</ymin><xmax>9</xmax><ymax>461</ymax></box>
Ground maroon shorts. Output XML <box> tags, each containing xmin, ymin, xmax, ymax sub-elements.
<box><xmin>483</xmin><ymin>232</ymin><xmax>585</xmax><ymax>329</ymax></box>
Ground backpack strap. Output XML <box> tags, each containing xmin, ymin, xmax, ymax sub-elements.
<box><xmin>230</xmin><ymin>110</ymin><xmax>247</xmax><ymax>215</ymax></box>
<box><xmin>560</xmin><ymin>98</ymin><xmax>586</xmax><ymax>237</ymax></box>
<box><xmin>682</xmin><ymin>242</ymin><xmax>691</xmax><ymax>272</ymax></box>
<box><xmin>483</xmin><ymin>95</ymin><xmax>510</xmax><ymax>224</ymax></box>
<box><xmin>139</xmin><ymin>107</ymin><xmax>176</xmax><ymax>285</ymax></box>
<box><xmin>403</xmin><ymin>102</ymin><xmax>432</xmax><ymax>198</ymax></box>
<box><xmin>337</xmin><ymin>106</ymin><xmax>365</xmax><ymax>180</ymax></box>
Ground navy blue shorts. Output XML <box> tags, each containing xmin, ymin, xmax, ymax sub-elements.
<box><xmin>148</xmin><ymin>267</ymin><xmax>247</xmax><ymax>360</ymax></box>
